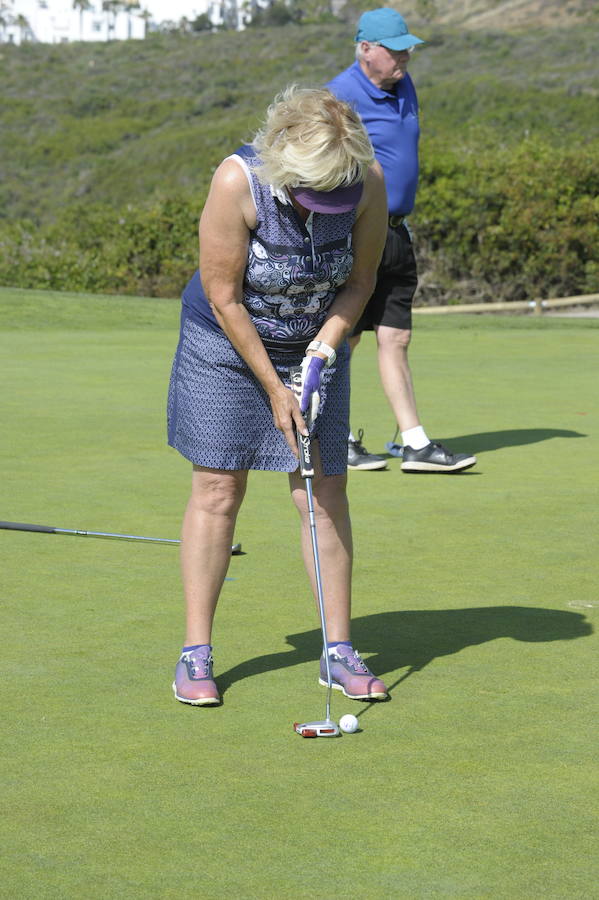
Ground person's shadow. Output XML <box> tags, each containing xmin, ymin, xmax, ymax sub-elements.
<box><xmin>436</xmin><ymin>428</ymin><xmax>586</xmax><ymax>456</ymax></box>
<box><xmin>215</xmin><ymin>606</ymin><xmax>592</xmax><ymax>701</ymax></box>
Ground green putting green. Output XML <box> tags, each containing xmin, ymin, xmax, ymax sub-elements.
<box><xmin>1</xmin><ymin>287</ymin><xmax>597</xmax><ymax>898</ymax></box>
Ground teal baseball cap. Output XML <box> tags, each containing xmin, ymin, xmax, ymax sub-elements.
<box><xmin>355</xmin><ymin>7</ymin><xmax>424</xmax><ymax>51</ymax></box>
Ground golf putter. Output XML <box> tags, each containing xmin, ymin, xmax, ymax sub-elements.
<box><xmin>0</xmin><ymin>521</ymin><xmax>242</xmax><ymax>554</ymax></box>
<box><xmin>289</xmin><ymin>366</ymin><xmax>339</xmax><ymax>738</ymax></box>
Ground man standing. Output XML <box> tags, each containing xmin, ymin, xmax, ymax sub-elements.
<box><xmin>328</xmin><ymin>7</ymin><xmax>476</xmax><ymax>473</ymax></box>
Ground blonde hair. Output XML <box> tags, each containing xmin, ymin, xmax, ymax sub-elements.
<box><xmin>252</xmin><ymin>85</ymin><xmax>374</xmax><ymax>193</ymax></box>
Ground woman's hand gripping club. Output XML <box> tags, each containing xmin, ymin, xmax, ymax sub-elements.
<box><xmin>290</xmin><ymin>357</ymin><xmax>325</xmax><ymax>476</ymax></box>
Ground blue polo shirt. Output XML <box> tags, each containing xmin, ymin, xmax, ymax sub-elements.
<box><xmin>327</xmin><ymin>62</ymin><xmax>420</xmax><ymax>217</ymax></box>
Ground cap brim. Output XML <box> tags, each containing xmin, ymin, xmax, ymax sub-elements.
<box><xmin>291</xmin><ymin>182</ymin><xmax>363</xmax><ymax>214</ymax></box>
<box><xmin>379</xmin><ymin>34</ymin><xmax>424</xmax><ymax>51</ymax></box>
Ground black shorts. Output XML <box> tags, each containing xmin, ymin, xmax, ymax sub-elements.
<box><xmin>352</xmin><ymin>222</ymin><xmax>418</xmax><ymax>334</ymax></box>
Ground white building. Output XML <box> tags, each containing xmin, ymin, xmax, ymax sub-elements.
<box><xmin>0</xmin><ymin>0</ymin><xmax>270</xmax><ymax>43</ymax></box>
<box><xmin>0</xmin><ymin>0</ymin><xmax>146</xmax><ymax>43</ymax></box>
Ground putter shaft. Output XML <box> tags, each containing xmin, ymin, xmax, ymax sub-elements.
<box><xmin>304</xmin><ymin>477</ymin><xmax>333</xmax><ymax>723</ymax></box>
<box><xmin>289</xmin><ymin>366</ymin><xmax>339</xmax><ymax>736</ymax></box>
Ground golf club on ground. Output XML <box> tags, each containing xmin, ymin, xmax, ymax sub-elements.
<box><xmin>289</xmin><ymin>367</ymin><xmax>339</xmax><ymax>738</ymax></box>
<box><xmin>0</xmin><ymin>521</ymin><xmax>242</xmax><ymax>555</ymax></box>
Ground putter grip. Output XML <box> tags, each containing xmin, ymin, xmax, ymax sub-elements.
<box><xmin>0</xmin><ymin>521</ymin><xmax>56</xmax><ymax>533</ymax></box>
<box><xmin>289</xmin><ymin>366</ymin><xmax>315</xmax><ymax>479</ymax></box>
<box><xmin>297</xmin><ymin>430</ymin><xmax>314</xmax><ymax>479</ymax></box>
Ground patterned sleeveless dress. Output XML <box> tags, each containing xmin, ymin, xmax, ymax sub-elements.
<box><xmin>167</xmin><ymin>146</ymin><xmax>357</xmax><ymax>474</ymax></box>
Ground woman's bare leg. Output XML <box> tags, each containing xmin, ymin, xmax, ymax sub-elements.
<box><xmin>181</xmin><ymin>465</ymin><xmax>248</xmax><ymax>646</ymax></box>
<box><xmin>289</xmin><ymin>441</ymin><xmax>352</xmax><ymax>643</ymax></box>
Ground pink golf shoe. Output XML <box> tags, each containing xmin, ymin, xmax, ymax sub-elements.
<box><xmin>320</xmin><ymin>644</ymin><xmax>388</xmax><ymax>701</ymax></box>
<box><xmin>173</xmin><ymin>646</ymin><xmax>220</xmax><ymax>706</ymax></box>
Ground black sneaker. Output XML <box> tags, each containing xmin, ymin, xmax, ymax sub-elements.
<box><xmin>347</xmin><ymin>429</ymin><xmax>387</xmax><ymax>471</ymax></box>
<box><xmin>401</xmin><ymin>441</ymin><xmax>476</xmax><ymax>473</ymax></box>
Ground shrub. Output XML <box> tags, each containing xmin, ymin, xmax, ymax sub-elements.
<box><xmin>414</xmin><ymin>138</ymin><xmax>599</xmax><ymax>303</ymax></box>
<box><xmin>0</xmin><ymin>196</ymin><xmax>199</xmax><ymax>297</ymax></box>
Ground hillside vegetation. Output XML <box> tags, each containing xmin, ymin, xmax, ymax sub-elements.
<box><xmin>345</xmin><ymin>0</ymin><xmax>598</xmax><ymax>30</ymax></box>
<box><xmin>1</xmin><ymin>19</ymin><xmax>598</xmax><ymax>303</ymax></box>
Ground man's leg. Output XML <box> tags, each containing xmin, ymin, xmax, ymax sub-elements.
<box><xmin>374</xmin><ymin>323</ymin><xmax>476</xmax><ymax>472</ymax></box>
<box><xmin>373</xmin><ymin>224</ymin><xmax>477</xmax><ymax>473</ymax></box>
<box><xmin>374</xmin><ymin>324</ymin><xmax>420</xmax><ymax>433</ymax></box>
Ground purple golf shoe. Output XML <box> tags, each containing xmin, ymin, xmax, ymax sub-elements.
<box><xmin>319</xmin><ymin>644</ymin><xmax>388</xmax><ymax>701</ymax></box>
<box><xmin>173</xmin><ymin>646</ymin><xmax>221</xmax><ymax>706</ymax></box>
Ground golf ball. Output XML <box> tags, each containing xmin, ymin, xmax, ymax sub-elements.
<box><xmin>339</xmin><ymin>714</ymin><xmax>359</xmax><ymax>734</ymax></box>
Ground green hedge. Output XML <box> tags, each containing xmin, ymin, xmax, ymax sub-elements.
<box><xmin>1</xmin><ymin>138</ymin><xmax>597</xmax><ymax>303</ymax></box>
<box><xmin>414</xmin><ymin>137</ymin><xmax>599</xmax><ymax>303</ymax></box>
<box><xmin>0</xmin><ymin>198</ymin><xmax>198</xmax><ymax>297</ymax></box>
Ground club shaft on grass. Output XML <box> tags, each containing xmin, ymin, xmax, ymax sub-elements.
<box><xmin>0</xmin><ymin>521</ymin><xmax>242</xmax><ymax>555</ymax></box>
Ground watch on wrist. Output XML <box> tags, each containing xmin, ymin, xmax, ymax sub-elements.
<box><xmin>306</xmin><ymin>340</ymin><xmax>336</xmax><ymax>368</ymax></box>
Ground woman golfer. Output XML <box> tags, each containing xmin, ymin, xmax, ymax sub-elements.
<box><xmin>168</xmin><ymin>86</ymin><xmax>389</xmax><ymax>706</ymax></box>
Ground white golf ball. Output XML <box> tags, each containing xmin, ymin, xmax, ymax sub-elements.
<box><xmin>339</xmin><ymin>714</ymin><xmax>359</xmax><ymax>734</ymax></box>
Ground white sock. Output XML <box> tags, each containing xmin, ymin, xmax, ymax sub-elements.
<box><xmin>401</xmin><ymin>426</ymin><xmax>429</xmax><ymax>450</ymax></box>
<box><xmin>348</xmin><ymin>430</ymin><xmax>356</xmax><ymax>443</ymax></box>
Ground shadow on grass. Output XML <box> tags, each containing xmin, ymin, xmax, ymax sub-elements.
<box><xmin>438</xmin><ymin>428</ymin><xmax>586</xmax><ymax>455</ymax></box>
<box><xmin>215</xmin><ymin>606</ymin><xmax>593</xmax><ymax>700</ymax></box>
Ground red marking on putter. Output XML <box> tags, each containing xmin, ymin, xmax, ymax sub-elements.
<box><xmin>294</xmin><ymin>723</ymin><xmax>317</xmax><ymax>737</ymax></box>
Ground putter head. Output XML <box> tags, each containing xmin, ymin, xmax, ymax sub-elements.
<box><xmin>293</xmin><ymin>720</ymin><xmax>340</xmax><ymax>738</ymax></box>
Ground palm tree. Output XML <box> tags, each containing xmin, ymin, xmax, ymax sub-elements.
<box><xmin>124</xmin><ymin>0</ymin><xmax>140</xmax><ymax>39</ymax></box>
<box><xmin>14</xmin><ymin>13</ymin><xmax>31</xmax><ymax>42</ymax></box>
<box><xmin>102</xmin><ymin>0</ymin><xmax>120</xmax><ymax>40</ymax></box>
<box><xmin>72</xmin><ymin>0</ymin><xmax>93</xmax><ymax>41</ymax></box>
<box><xmin>138</xmin><ymin>6</ymin><xmax>151</xmax><ymax>38</ymax></box>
